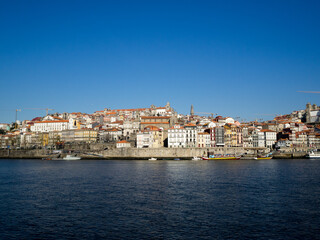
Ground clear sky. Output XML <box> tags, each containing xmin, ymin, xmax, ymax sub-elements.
<box><xmin>1</xmin><ymin>0</ymin><xmax>320</xmax><ymax>123</ymax></box>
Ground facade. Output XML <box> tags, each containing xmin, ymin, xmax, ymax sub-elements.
<box><xmin>61</xmin><ymin>129</ymin><xmax>98</xmax><ymax>143</ymax></box>
<box><xmin>185</xmin><ymin>123</ymin><xmax>197</xmax><ymax>147</ymax></box>
<box><xmin>197</xmin><ymin>132</ymin><xmax>210</xmax><ymax>148</ymax></box>
<box><xmin>168</xmin><ymin>125</ymin><xmax>186</xmax><ymax>148</ymax></box>
<box><xmin>140</xmin><ymin>116</ymin><xmax>171</xmax><ymax>130</ymax></box>
<box><xmin>31</xmin><ymin>120</ymin><xmax>69</xmax><ymax>132</ymax></box>
<box><xmin>136</xmin><ymin>131</ymin><xmax>153</xmax><ymax>148</ymax></box>
<box><xmin>143</xmin><ymin>126</ymin><xmax>164</xmax><ymax>148</ymax></box>
<box><xmin>116</xmin><ymin>140</ymin><xmax>131</xmax><ymax>148</ymax></box>
<box><xmin>252</xmin><ymin>130</ymin><xmax>265</xmax><ymax>148</ymax></box>
<box><xmin>260</xmin><ymin>129</ymin><xmax>277</xmax><ymax>148</ymax></box>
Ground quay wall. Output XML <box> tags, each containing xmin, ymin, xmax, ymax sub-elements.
<box><xmin>4</xmin><ymin>147</ymin><xmax>310</xmax><ymax>160</ymax></box>
<box><xmin>100</xmin><ymin>147</ymin><xmax>248</xmax><ymax>159</ymax></box>
<box><xmin>0</xmin><ymin>147</ymin><xmax>257</xmax><ymax>159</ymax></box>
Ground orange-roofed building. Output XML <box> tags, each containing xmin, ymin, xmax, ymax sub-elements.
<box><xmin>116</xmin><ymin>140</ymin><xmax>131</xmax><ymax>148</ymax></box>
<box><xmin>140</xmin><ymin>116</ymin><xmax>172</xmax><ymax>130</ymax></box>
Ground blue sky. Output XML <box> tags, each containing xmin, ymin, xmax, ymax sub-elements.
<box><xmin>1</xmin><ymin>0</ymin><xmax>320</xmax><ymax>123</ymax></box>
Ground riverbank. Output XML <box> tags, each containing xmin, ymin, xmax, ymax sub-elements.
<box><xmin>0</xmin><ymin>147</ymin><xmax>309</xmax><ymax>160</ymax></box>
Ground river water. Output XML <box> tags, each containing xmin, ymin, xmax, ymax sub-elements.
<box><xmin>0</xmin><ymin>159</ymin><xmax>319</xmax><ymax>239</ymax></box>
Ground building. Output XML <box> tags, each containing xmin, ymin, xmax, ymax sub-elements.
<box><xmin>197</xmin><ymin>132</ymin><xmax>210</xmax><ymax>148</ymax></box>
<box><xmin>252</xmin><ymin>130</ymin><xmax>265</xmax><ymax>148</ymax></box>
<box><xmin>168</xmin><ymin>125</ymin><xmax>186</xmax><ymax>148</ymax></box>
<box><xmin>140</xmin><ymin>116</ymin><xmax>172</xmax><ymax>130</ymax></box>
<box><xmin>31</xmin><ymin>120</ymin><xmax>69</xmax><ymax>132</ymax></box>
<box><xmin>116</xmin><ymin>140</ymin><xmax>131</xmax><ymax>148</ymax></box>
<box><xmin>61</xmin><ymin>129</ymin><xmax>98</xmax><ymax>143</ymax></box>
<box><xmin>185</xmin><ymin>123</ymin><xmax>197</xmax><ymax>147</ymax></box>
<box><xmin>260</xmin><ymin>129</ymin><xmax>277</xmax><ymax>148</ymax></box>
<box><xmin>143</xmin><ymin>126</ymin><xmax>164</xmax><ymax>148</ymax></box>
<box><xmin>136</xmin><ymin>131</ymin><xmax>153</xmax><ymax>148</ymax></box>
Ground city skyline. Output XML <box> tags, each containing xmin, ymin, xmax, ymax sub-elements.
<box><xmin>1</xmin><ymin>1</ymin><xmax>320</xmax><ymax>123</ymax></box>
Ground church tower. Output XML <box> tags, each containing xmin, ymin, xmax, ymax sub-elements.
<box><xmin>190</xmin><ymin>104</ymin><xmax>194</xmax><ymax>116</ymax></box>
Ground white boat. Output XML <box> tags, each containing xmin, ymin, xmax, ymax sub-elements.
<box><xmin>63</xmin><ymin>155</ymin><xmax>81</xmax><ymax>160</ymax></box>
<box><xmin>192</xmin><ymin>157</ymin><xmax>202</xmax><ymax>161</ymax></box>
<box><xmin>148</xmin><ymin>157</ymin><xmax>157</xmax><ymax>161</ymax></box>
<box><xmin>306</xmin><ymin>151</ymin><xmax>320</xmax><ymax>160</ymax></box>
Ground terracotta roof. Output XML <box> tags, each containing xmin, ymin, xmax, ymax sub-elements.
<box><xmin>260</xmin><ymin>129</ymin><xmax>276</xmax><ymax>132</ymax></box>
<box><xmin>106</xmin><ymin>128</ymin><xmax>121</xmax><ymax>132</ymax></box>
<box><xmin>185</xmin><ymin>123</ymin><xmax>196</xmax><ymax>127</ymax></box>
<box><xmin>146</xmin><ymin>126</ymin><xmax>162</xmax><ymax>132</ymax></box>
<box><xmin>141</xmin><ymin>122</ymin><xmax>169</xmax><ymax>124</ymax></box>
<box><xmin>141</xmin><ymin>116</ymin><xmax>170</xmax><ymax>119</ymax></box>
<box><xmin>35</xmin><ymin>120</ymin><xmax>69</xmax><ymax>123</ymax></box>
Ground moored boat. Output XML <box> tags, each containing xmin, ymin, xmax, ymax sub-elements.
<box><xmin>257</xmin><ymin>156</ymin><xmax>273</xmax><ymax>160</ymax></box>
<box><xmin>257</xmin><ymin>153</ymin><xmax>273</xmax><ymax>160</ymax></box>
<box><xmin>240</xmin><ymin>156</ymin><xmax>258</xmax><ymax>160</ymax></box>
<box><xmin>306</xmin><ymin>151</ymin><xmax>320</xmax><ymax>160</ymax></box>
<box><xmin>192</xmin><ymin>156</ymin><xmax>202</xmax><ymax>161</ymax></box>
<box><xmin>148</xmin><ymin>157</ymin><xmax>157</xmax><ymax>161</ymax></box>
<box><xmin>63</xmin><ymin>155</ymin><xmax>81</xmax><ymax>160</ymax></box>
<box><xmin>202</xmin><ymin>155</ymin><xmax>240</xmax><ymax>160</ymax></box>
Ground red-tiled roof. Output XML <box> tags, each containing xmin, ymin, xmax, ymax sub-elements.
<box><xmin>35</xmin><ymin>120</ymin><xmax>68</xmax><ymax>123</ymax></box>
<box><xmin>141</xmin><ymin>116</ymin><xmax>170</xmax><ymax>119</ymax></box>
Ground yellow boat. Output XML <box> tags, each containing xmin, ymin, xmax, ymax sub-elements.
<box><xmin>257</xmin><ymin>156</ymin><xmax>272</xmax><ymax>160</ymax></box>
<box><xmin>202</xmin><ymin>156</ymin><xmax>240</xmax><ymax>160</ymax></box>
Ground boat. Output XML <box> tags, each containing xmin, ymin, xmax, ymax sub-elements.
<box><xmin>257</xmin><ymin>153</ymin><xmax>273</xmax><ymax>160</ymax></box>
<box><xmin>306</xmin><ymin>151</ymin><xmax>320</xmax><ymax>160</ymax></box>
<box><xmin>202</xmin><ymin>154</ymin><xmax>240</xmax><ymax>160</ymax></box>
<box><xmin>192</xmin><ymin>156</ymin><xmax>202</xmax><ymax>161</ymax></box>
<box><xmin>148</xmin><ymin>157</ymin><xmax>157</xmax><ymax>161</ymax></box>
<box><xmin>257</xmin><ymin>156</ymin><xmax>273</xmax><ymax>160</ymax></box>
<box><xmin>240</xmin><ymin>156</ymin><xmax>258</xmax><ymax>160</ymax></box>
<box><xmin>42</xmin><ymin>157</ymin><xmax>52</xmax><ymax>160</ymax></box>
<box><xmin>62</xmin><ymin>155</ymin><xmax>81</xmax><ymax>160</ymax></box>
<box><xmin>174</xmin><ymin>158</ymin><xmax>181</xmax><ymax>161</ymax></box>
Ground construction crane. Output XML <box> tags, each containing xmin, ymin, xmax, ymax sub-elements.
<box><xmin>15</xmin><ymin>109</ymin><xmax>21</xmax><ymax>122</ymax></box>
<box><xmin>195</xmin><ymin>112</ymin><xmax>217</xmax><ymax>118</ymax></box>
<box><xmin>297</xmin><ymin>91</ymin><xmax>320</xmax><ymax>93</ymax></box>
<box><xmin>24</xmin><ymin>108</ymin><xmax>54</xmax><ymax>116</ymax></box>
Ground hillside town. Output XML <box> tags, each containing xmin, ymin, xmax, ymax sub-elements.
<box><xmin>0</xmin><ymin>102</ymin><xmax>320</xmax><ymax>151</ymax></box>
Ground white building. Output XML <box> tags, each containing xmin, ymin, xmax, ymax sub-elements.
<box><xmin>136</xmin><ymin>131</ymin><xmax>153</xmax><ymax>148</ymax></box>
<box><xmin>31</xmin><ymin>120</ymin><xmax>69</xmax><ymax>132</ymax></box>
<box><xmin>225</xmin><ymin>117</ymin><xmax>235</xmax><ymax>124</ymax></box>
<box><xmin>185</xmin><ymin>123</ymin><xmax>197</xmax><ymax>147</ymax></box>
<box><xmin>252</xmin><ymin>130</ymin><xmax>265</xmax><ymax>148</ymax></box>
<box><xmin>253</xmin><ymin>129</ymin><xmax>277</xmax><ymax>148</ymax></box>
<box><xmin>116</xmin><ymin>140</ymin><xmax>131</xmax><ymax>148</ymax></box>
<box><xmin>260</xmin><ymin>129</ymin><xmax>277</xmax><ymax>148</ymax></box>
<box><xmin>168</xmin><ymin>125</ymin><xmax>186</xmax><ymax>148</ymax></box>
<box><xmin>0</xmin><ymin>123</ymin><xmax>10</xmax><ymax>131</ymax></box>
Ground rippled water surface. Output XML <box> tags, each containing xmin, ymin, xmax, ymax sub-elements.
<box><xmin>0</xmin><ymin>159</ymin><xmax>320</xmax><ymax>239</ymax></box>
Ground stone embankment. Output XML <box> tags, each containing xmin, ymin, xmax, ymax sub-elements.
<box><xmin>0</xmin><ymin>147</ymin><xmax>253</xmax><ymax>159</ymax></box>
<box><xmin>0</xmin><ymin>147</ymin><xmax>308</xmax><ymax>160</ymax></box>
